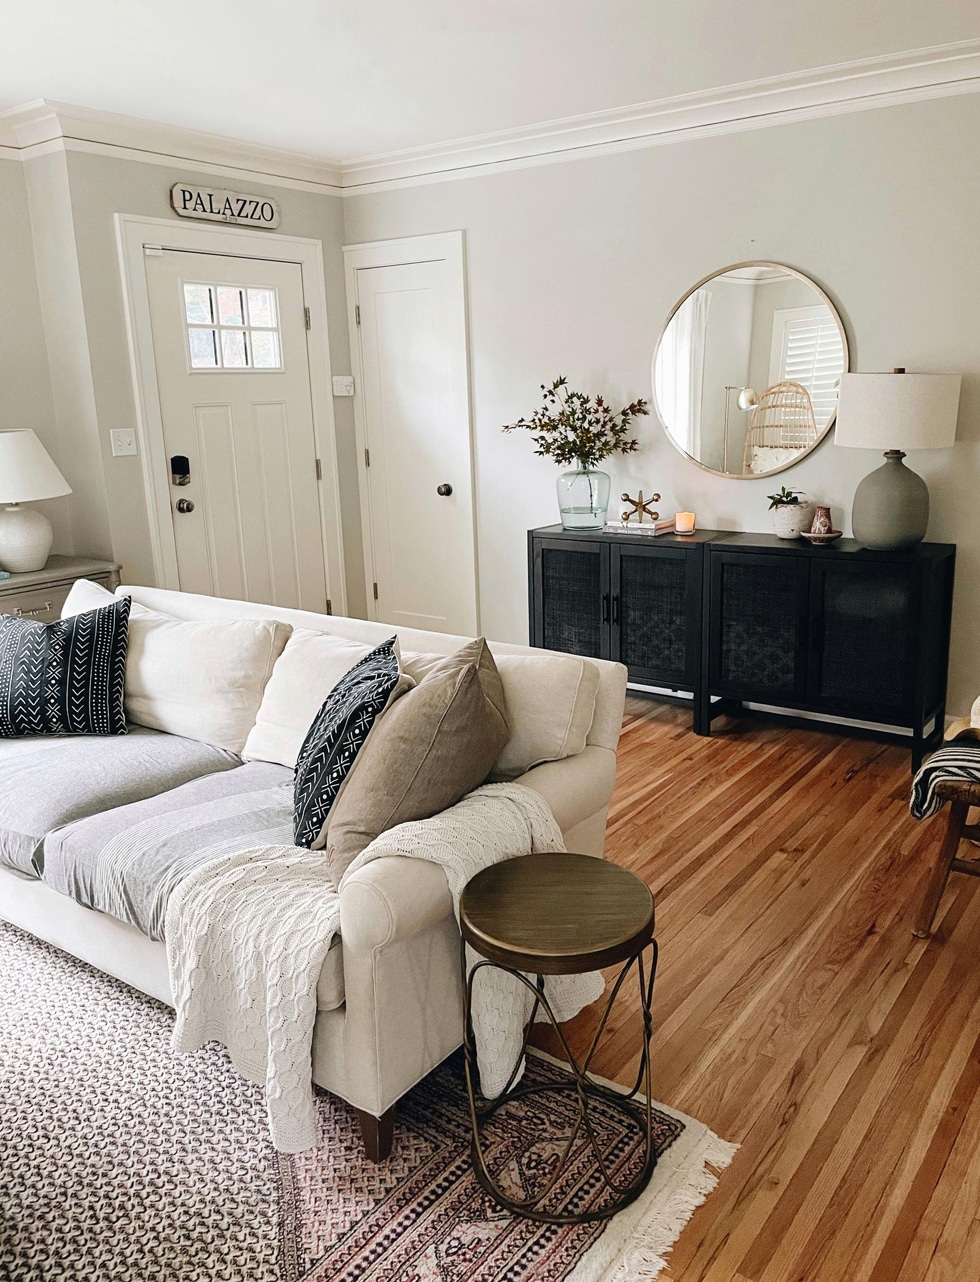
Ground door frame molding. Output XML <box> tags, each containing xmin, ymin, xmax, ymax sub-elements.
<box><xmin>342</xmin><ymin>230</ymin><xmax>477</xmax><ymax>628</ymax></box>
<box><xmin>115</xmin><ymin>213</ymin><xmax>347</xmax><ymax>613</ymax></box>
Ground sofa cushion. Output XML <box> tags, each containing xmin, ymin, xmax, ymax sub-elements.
<box><xmin>62</xmin><ymin>580</ymin><xmax>291</xmax><ymax>754</ymax></box>
<box><xmin>293</xmin><ymin>637</ymin><xmax>411</xmax><ymax>849</ymax></box>
<box><xmin>42</xmin><ymin>759</ymin><xmax>294</xmax><ymax>939</ymax></box>
<box><xmin>401</xmin><ymin>649</ymin><xmax>599</xmax><ymax>781</ymax></box>
<box><xmin>242</xmin><ymin>628</ymin><xmax>375</xmax><ymax>769</ymax></box>
<box><xmin>322</xmin><ymin>638</ymin><xmax>511</xmax><ymax>885</ymax></box>
<box><xmin>0</xmin><ymin>597</ymin><xmax>130</xmax><ymax>738</ymax></box>
<box><xmin>0</xmin><ymin>726</ymin><xmax>239</xmax><ymax>877</ymax></box>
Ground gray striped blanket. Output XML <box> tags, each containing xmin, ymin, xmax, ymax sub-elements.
<box><xmin>910</xmin><ymin>743</ymin><xmax>980</xmax><ymax>820</ymax></box>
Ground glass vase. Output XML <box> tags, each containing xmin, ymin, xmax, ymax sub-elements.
<box><xmin>556</xmin><ymin>463</ymin><xmax>611</xmax><ymax>530</ymax></box>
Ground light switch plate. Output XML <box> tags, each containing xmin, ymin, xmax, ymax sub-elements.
<box><xmin>110</xmin><ymin>429</ymin><xmax>138</xmax><ymax>457</ymax></box>
<box><xmin>332</xmin><ymin>375</ymin><xmax>355</xmax><ymax>397</ymax></box>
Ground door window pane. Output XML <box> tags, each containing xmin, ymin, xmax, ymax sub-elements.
<box><xmin>246</xmin><ymin>288</ymin><xmax>277</xmax><ymax>328</ymax></box>
<box><xmin>188</xmin><ymin>327</ymin><xmax>218</xmax><ymax>368</ymax></box>
<box><xmin>221</xmin><ymin>329</ymin><xmax>248</xmax><ymax>368</ymax></box>
<box><xmin>183</xmin><ymin>283</ymin><xmax>214</xmax><ymax>325</ymax></box>
<box><xmin>250</xmin><ymin>330</ymin><xmax>281</xmax><ymax>369</ymax></box>
<box><xmin>216</xmin><ymin>287</ymin><xmax>245</xmax><ymax>327</ymax></box>
<box><xmin>183</xmin><ymin>281</ymin><xmax>283</xmax><ymax>372</ymax></box>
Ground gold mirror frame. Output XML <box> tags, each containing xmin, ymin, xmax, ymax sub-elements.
<box><xmin>651</xmin><ymin>261</ymin><xmax>850</xmax><ymax>479</ymax></box>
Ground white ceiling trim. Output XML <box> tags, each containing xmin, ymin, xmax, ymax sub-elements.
<box><xmin>1</xmin><ymin>39</ymin><xmax>978</xmax><ymax>196</ymax></box>
<box><xmin>0</xmin><ymin>99</ymin><xmax>345</xmax><ymax>195</ymax></box>
<box><xmin>342</xmin><ymin>38</ymin><xmax>980</xmax><ymax>192</ymax></box>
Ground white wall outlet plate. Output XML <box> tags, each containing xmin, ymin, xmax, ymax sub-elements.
<box><xmin>332</xmin><ymin>375</ymin><xmax>355</xmax><ymax>397</ymax></box>
<box><xmin>110</xmin><ymin>429</ymin><xmax>138</xmax><ymax>457</ymax></box>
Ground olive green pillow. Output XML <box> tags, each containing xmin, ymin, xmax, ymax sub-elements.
<box><xmin>320</xmin><ymin>638</ymin><xmax>510</xmax><ymax>888</ymax></box>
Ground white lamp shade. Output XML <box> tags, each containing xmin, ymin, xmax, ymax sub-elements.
<box><xmin>0</xmin><ymin>430</ymin><xmax>72</xmax><ymax>504</ymax></box>
<box><xmin>835</xmin><ymin>372</ymin><xmax>961</xmax><ymax>451</ymax></box>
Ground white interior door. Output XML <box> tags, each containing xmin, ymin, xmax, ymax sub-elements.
<box><xmin>349</xmin><ymin>239</ymin><xmax>477</xmax><ymax>635</ymax></box>
<box><xmin>144</xmin><ymin>249</ymin><xmax>328</xmax><ymax>611</ymax></box>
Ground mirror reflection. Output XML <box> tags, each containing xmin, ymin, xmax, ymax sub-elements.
<box><xmin>653</xmin><ymin>263</ymin><xmax>848</xmax><ymax>478</ymax></box>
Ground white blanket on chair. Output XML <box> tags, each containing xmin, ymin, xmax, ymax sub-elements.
<box><xmin>165</xmin><ymin>783</ymin><xmax>604</xmax><ymax>1153</ymax></box>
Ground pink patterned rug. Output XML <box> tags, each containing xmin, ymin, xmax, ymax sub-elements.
<box><xmin>0</xmin><ymin>923</ymin><xmax>734</xmax><ymax>1281</ymax></box>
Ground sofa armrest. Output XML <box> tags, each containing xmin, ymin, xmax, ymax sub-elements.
<box><xmin>518</xmin><ymin>745</ymin><xmax>617</xmax><ymax>836</ymax></box>
<box><xmin>340</xmin><ymin>857</ymin><xmax>453</xmax><ymax>952</ymax></box>
<box><xmin>341</xmin><ymin>746</ymin><xmax>618</xmax><ymax>951</ymax></box>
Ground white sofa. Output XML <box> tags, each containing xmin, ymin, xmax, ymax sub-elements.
<box><xmin>0</xmin><ymin>584</ymin><xmax>628</xmax><ymax>1159</ymax></box>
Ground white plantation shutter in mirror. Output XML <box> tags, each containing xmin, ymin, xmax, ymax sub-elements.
<box><xmin>769</xmin><ymin>305</ymin><xmax>844</xmax><ymax>424</ymax></box>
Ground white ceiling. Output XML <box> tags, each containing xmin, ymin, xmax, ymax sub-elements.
<box><xmin>1</xmin><ymin>1</ymin><xmax>977</xmax><ymax>163</ymax></box>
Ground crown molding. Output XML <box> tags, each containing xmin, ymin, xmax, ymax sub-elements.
<box><xmin>340</xmin><ymin>38</ymin><xmax>980</xmax><ymax>192</ymax></box>
<box><xmin>1</xmin><ymin>39</ymin><xmax>978</xmax><ymax>195</ymax></box>
<box><xmin>0</xmin><ymin>99</ymin><xmax>344</xmax><ymax>195</ymax></box>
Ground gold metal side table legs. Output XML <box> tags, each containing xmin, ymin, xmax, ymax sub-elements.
<box><xmin>460</xmin><ymin>940</ymin><xmax>658</xmax><ymax>1224</ymax></box>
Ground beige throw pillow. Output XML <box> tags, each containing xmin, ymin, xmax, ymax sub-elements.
<box><xmin>61</xmin><ymin>579</ymin><xmax>291</xmax><ymax>755</ymax></box>
<box><xmin>243</xmin><ymin>628</ymin><xmax>377</xmax><ymax>768</ymax></box>
<box><xmin>322</xmin><ymin>637</ymin><xmax>510</xmax><ymax>887</ymax></box>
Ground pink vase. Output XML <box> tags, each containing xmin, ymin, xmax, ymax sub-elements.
<box><xmin>810</xmin><ymin>505</ymin><xmax>833</xmax><ymax>535</ymax></box>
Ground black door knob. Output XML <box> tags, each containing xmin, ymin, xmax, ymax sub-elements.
<box><xmin>437</xmin><ymin>483</ymin><xmax>453</xmax><ymax>496</ymax></box>
<box><xmin>175</xmin><ymin>498</ymin><xmax>195</xmax><ymax>514</ymax></box>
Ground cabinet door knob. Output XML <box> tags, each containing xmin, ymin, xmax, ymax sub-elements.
<box><xmin>437</xmin><ymin>483</ymin><xmax>453</xmax><ymax>497</ymax></box>
<box><xmin>175</xmin><ymin>498</ymin><xmax>195</xmax><ymax>514</ymax></box>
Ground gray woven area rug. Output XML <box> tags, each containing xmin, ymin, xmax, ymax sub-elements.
<box><xmin>0</xmin><ymin>923</ymin><xmax>735</xmax><ymax>1282</ymax></box>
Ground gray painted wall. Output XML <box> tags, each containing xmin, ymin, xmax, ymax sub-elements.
<box><xmin>343</xmin><ymin>92</ymin><xmax>980</xmax><ymax>716</ymax></box>
<box><xmin>0</xmin><ymin>157</ymin><xmax>69</xmax><ymax>550</ymax></box>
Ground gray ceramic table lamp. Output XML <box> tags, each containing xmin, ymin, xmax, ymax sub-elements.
<box><xmin>835</xmin><ymin>369</ymin><xmax>961</xmax><ymax>550</ymax></box>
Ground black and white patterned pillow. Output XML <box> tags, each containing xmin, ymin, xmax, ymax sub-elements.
<box><xmin>0</xmin><ymin>596</ymin><xmax>131</xmax><ymax>738</ymax></box>
<box><xmin>293</xmin><ymin>636</ymin><xmax>404</xmax><ymax>849</ymax></box>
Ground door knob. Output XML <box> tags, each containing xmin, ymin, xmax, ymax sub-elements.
<box><xmin>175</xmin><ymin>498</ymin><xmax>195</xmax><ymax>514</ymax></box>
<box><xmin>437</xmin><ymin>483</ymin><xmax>453</xmax><ymax>497</ymax></box>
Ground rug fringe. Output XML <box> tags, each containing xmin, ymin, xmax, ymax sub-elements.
<box><xmin>607</xmin><ymin>1132</ymin><xmax>739</xmax><ymax>1282</ymax></box>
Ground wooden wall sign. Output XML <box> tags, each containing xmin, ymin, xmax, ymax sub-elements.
<box><xmin>170</xmin><ymin>183</ymin><xmax>281</xmax><ymax>229</ymax></box>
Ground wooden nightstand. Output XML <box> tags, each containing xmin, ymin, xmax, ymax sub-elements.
<box><xmin>0</xmin><ymin>556</ymin><xmax>122</xmax><ymax>623</ymax></box>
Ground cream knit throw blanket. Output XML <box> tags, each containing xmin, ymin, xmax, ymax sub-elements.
<box><xmin>165</xmin><ymin>783</ymin><xmax>604</xmax><ymax>1153</ymax></box>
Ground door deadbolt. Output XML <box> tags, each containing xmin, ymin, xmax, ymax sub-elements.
<box><xmin>170</xmin><ymin>454</ymin><xmax>191</xmax><ymax>486</ymax></box>
<box><xmin>175</xmin><ymin>498</ymin><xmax>195</xmax><ymax>514</ymax></box>
<box><xmin>437</xmin><ymin>483</ymin><xmax>453</xmax><ymax>496</ymax></box>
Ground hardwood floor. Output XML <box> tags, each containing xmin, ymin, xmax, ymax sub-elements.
<box><xmin>539</xmin><ymin>697</ymin><xmax>980</xmax><ymax>1282</ymax></box>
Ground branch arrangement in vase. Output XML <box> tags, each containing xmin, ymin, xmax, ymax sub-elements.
<box><xmin>502</xmin><ymin>376</ymin><xmax>647</xmax><ymax>470</ymax></box>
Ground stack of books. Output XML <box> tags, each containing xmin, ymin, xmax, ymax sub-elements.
<box><xmin>603</xmin><ymin>517</ymin><xmax>676</xmax><ymax>536</ymax></box>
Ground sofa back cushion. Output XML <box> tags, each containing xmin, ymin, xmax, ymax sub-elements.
<box><xmin>323</xmin><ymin>638</ymin><xmax>510</xmax><ymax>886</ymax></box>
<box><xmin>402</xmin><ymin>649</ymin><xmax>599</xmax><ymax>780</ymax></box>
<box><xmin>62</xmin><ymin>580</ymin><xmax>290</xmax><ymax>755</ymax></box>
<box><xmin>242</xmin><ymin>628</ymin><xmax>375</xmax><ymax>769</ymax></box>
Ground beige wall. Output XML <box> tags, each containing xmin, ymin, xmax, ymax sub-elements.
<box><xmin>343</xmin><ymin>92</ymin><xmax>980</xmax><ymax>716</ymax></box>
<box><xmin>0</xmin><ymin>157</ymin><xmax>69</xmax><ymax>550</ymax></box>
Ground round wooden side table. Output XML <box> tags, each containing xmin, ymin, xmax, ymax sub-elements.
<box><xmin>459</xmin><ymin>851</ymin><xmax>657</xmax><ymax>1224</ymax></box>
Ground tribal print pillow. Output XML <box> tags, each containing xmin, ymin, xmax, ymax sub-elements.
<box><xmin>0</xmin><ymin>597</ymin><xmax>131</xmax><ymax>737</ymax></box>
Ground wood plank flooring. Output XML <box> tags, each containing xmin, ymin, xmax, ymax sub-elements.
<box><xmin>536</xmin><ymin>697</ymin><xmax>980</xmax><ymax>1282</ymax></box>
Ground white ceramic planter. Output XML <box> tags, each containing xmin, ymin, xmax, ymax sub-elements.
<box><xmin>772</xmin><ymin>500</ymin><xmax>814</xmax><ymax>540</ymax></box>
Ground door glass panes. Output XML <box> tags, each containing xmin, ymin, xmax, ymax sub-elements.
<box><xmin>216</xmin><ymin>286</ymin><xmax>245</xmax><ymax>327</ymax></box>
<box><xmin>183</xmin><ymin>282</ymin><xmax>283</xmax><ymax>371</ymax></box>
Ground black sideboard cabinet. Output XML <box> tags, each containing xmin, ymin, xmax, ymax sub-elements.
<box><xmin>528</xmin><ymin>525</ymin><xmax>722</xmax><ymax>731</ymax></box>
<box><xmin>528</xmin><ymin>526</ymin><xmax>956</xmax><ymax>766</ymax></box>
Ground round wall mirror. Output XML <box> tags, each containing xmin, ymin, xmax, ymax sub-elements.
<box><xmin>652</xmin><ymin>262</ymin><xmax>849</xmax><ymax>478</ymax></box>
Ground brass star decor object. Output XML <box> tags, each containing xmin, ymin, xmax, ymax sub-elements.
<box><xmin>621</xmin><ymin>490</ymin><xmax>661</xmax><ymax>523</ymax></box>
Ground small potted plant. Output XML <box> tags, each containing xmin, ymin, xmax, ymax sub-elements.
<box><xmin>503</xmin><ymin>377</ymin><xmax>647</xmax><ymax>529</ymax></box>
<box><xmin>767</xmin><ymin>486</ymin><xmax>815</xmax><ymax>540</ymax></box>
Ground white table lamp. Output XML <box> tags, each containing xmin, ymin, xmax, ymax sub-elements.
<box><xmin>0</xmin><ymin>430</ymin><xmax>72</xmax><ymax>572</ymax></box>
<box><xmin>835</xmin><ymin>369</ymin><xmax>961</xmax><ymax>550</ymax></box>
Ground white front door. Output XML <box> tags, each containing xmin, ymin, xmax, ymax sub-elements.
<box><xmin>144</xmin><ymin>249</ymin><xmax>328</xmax><ymax>611</ymax></box>
<box><xmin>348</xmin><ymin>237</ymin><xmax>477</xmax><ymax>635</ymax></box>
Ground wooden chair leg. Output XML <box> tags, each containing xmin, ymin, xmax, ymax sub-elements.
<box><xmin>914</xmin><ymin>800</ymin><xmax>969</xmax><ymax>938</ymax></box>
<box><xmin>354</xmin><ymin>1105</ymin><xmax>395</xmax><ymax>1162</ymax></box>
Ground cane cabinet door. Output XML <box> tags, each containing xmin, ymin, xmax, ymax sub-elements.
<box><xmin>709</xmin><ymin>550</ymin><xmax>809</xmax><ymax>702</ymax></box>
<box><xmin>530</xmin><ymin>538</ymin><xmax>610</xmax><ymax>659</ymax></box>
